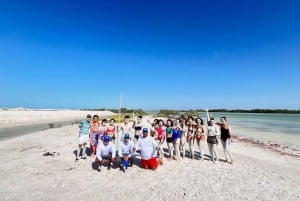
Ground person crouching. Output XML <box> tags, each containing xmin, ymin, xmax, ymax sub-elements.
<box><xmin>95</xmin><ymin>135</ymin><xmax>116</xmax><ymax>172</ymax></box>
<box><xmin>116</xmin><ymin>133</ymin><xmax>136</xmax><ymax>172</ymax></box>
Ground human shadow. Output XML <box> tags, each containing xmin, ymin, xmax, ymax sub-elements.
<box><xmin>91</xmin><ymin>161</ymin><xmax>99</xmax><ymax>171</ymax></box>
<box><xmin>91</xmin><ymin>160</ymin><xmax>116</xmax><ymax>171</ymax></box>
<box><xmin>132</xmin><ymin>157</ymin><xmax>142</xmax><ymax>168</ymax></box>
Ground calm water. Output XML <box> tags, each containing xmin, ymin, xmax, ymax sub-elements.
<box><xmin>203</xmin><ymin>112</ymin><xmax>300</xmax><ymax>148</ymax></box>
<box><xmin>147</xmin><ymin>111</ymin><xmax>300</xmax><ymax>148</ymax></box>
<box><xmin>209</xmin><ymin>112</ymin><xmax>300</xmax><ymax>135</ymax></box>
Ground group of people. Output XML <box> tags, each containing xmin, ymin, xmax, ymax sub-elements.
<box><xmin>148</xmin><ymin>109</ymin><xmax>234</xmax><ymax>165</ymax></box>
<box><xmin>76</xmin><ymin>114</ymin><xmax>159</xmax><ymax>172</ymax></box>
<box><xmin>76</xmin><ymin>109</ymin><xmax>234</xmax><ymax>172</ymax></box>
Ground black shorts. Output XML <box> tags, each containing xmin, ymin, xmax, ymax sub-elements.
<box><xmin>166</xmin><ymin>137</ymin><xmax>172</xmax><ymax>143</ymax></box>
<box><xmin>207</xmin><ymin>136</ymin><xmax>217</xmax><ymax>144</ymax></box>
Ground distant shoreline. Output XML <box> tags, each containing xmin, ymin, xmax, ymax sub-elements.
<box><xmin>82</xmin><ymin>108</ymin><xmax>300</xmax><ymax>114</ymax></box>
<box><xmin>1</xmin><ymin>108</ymin><xmax>300</xmax><ymax>114</ymax></box>
<box><xmin>0</xmin><ymin>120</ymin><xmax>77</xmax><ymax>141</ymax></box>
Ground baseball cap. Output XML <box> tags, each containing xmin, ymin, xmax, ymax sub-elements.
<box><xmin>142</xmin><ymin>128</ymin><xmax>148</xmax><ymax>133</ymax></box>
<box><xmin>103</xmin><ymin>135</ymin><xmax>110</xmax><ymax>142</ymax></box>
<box><xmin>124</xmin><ymin>133</ymin><xmax>130</xmax><ymax>139</ymax></box>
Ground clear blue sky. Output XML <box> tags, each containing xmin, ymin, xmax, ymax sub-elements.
<box><xmin>0</xmin><ymin>0</ymin><xmax>299</xmax><ymax>110</ymax></box>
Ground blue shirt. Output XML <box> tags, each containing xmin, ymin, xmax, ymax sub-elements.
<box><xmin>79</xmin><ymin>120</ymin><xmax>90</xmax><ymax>136</ymax></box>
<box><xmin>172</xmin><ymin>128</ymin><xmax>180</xmax><ymax>140</ymax></box>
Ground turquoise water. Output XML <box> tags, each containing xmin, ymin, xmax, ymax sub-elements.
<box><xmin>205</xmin><ymin>112</ymin><xmax>300</xmax><ymax>148</ymax></box>
<box><xmin>147</xmin><ymin>111</ymin><xmax>300</xmax><ymax>148</ymax></box>
<box><xmin>209</xmin><ymin>112</ymin><xmax>300</xmax><ymax>136</ymax></box>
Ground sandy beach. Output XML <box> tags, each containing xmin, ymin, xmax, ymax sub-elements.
<box><xmin>0</xmin><ymin>111</ymin><xmax>300</xmax><ymax>201</ymax></box>
<box><xmin>0</xmin><ymin>109</ymin><xmax>114</xmax><ymax>128</ymax></box>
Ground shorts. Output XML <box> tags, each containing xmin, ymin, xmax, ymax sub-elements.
<box><xmin>207</xmin><ymin>136</ymin><xmax>217</xmax><ymax>144</ymax></box>
<box><xmin>90</xmin><ymin>133</ymin><xmax>99</xmax><ymax>145</ymax></box>
<box><xmin>78</xmin><ymin>135</ymin><xmax>89</xmax><ymax>145</ymax></box>
<box><xmin>166</xmin><ymin>137</ymin><xmax>172</xmax><ymax>143</ymax></box>
<box><xmin>141</xmin><ymin>157</ymin><xmax>158</xmax><ymax>170</ymax></box>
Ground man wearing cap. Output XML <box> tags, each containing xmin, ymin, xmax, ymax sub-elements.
<box><xmin>116</xmin><ymin>133</ymin><xmax>136</xmax><ymax>171</ymax></box>
<box><xmin>136</xmin><ymin>128</ymin><xmax>158</xmax><ymax>170</ymax></box>
<box><xmin>95</xmin><ymin>135</ymin><xmax>116</xmax><ymax>171</ymax></box>
<box><xmin>75</xmin><ymin>114</ymin><xmax>91</xmax><ymax>162</ymax></box>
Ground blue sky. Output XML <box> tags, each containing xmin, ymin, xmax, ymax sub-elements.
<box><xmin>0</xmin><ymin>0</ymin><xmax>299</xmax><ymax>110</ymax></box>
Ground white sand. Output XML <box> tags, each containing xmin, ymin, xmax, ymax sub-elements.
<box><xmin>0</xmin><ymin>109</ymin><xmax>115</xmax><ymax>128</ymax></box>
<box><xmin>0</xmin><ymin>116</ymin><xmax>300</xmax><ymax>200</ymax></box>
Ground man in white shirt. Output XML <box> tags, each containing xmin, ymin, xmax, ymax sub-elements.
<box><xmin>136</xmin><ymin>128</ymin><xmax>158</xmax><ymax>170</ymax></box>
<box><xmin>116</xmin><ymin>133</ymin><xmax>136</xmax><ymax>171</ymax></box>
<box><xmin>95</xmin><ymin>135</ymin><xmax>116</xmax><ymax>172</ymax></box>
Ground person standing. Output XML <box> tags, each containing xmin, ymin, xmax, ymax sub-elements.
<box><xmin>106</xmin><ymin>118</ymin><xmax>117</xmax><ymax>144</ymax></box>
<box><xmin>195</xmin><ymin>118</ymin><xmax>206</xmax><ymax>160</ymax></box>
<box><xmin>179</xmin><ymin>116</ymin><xmax>187</xmax><ymax>159</ymax></box>
<box><xmin>119</xmin><ymin>115</ymin><xmax>133</xmax><ymax>142</ymax></box>
<box><xmin>206</xmin><ymin>109</ymin><xmax>219</xmax><ymax>163</ymax></box>
<box><xmin>132</xmin><ymin>115</ymin><xmax>143</xmax><ymax>146</ymax></box>
<box><xmin>172</xmin><ymin>119</ymin><xmax>181</xmax><ymax>160</ymax></box>
<box><xmin>187</xmin><ymin>116</ymin><xmax>195</xmax><ymax>159</ymax></box>
<box><xmin>136</xmin><ymin>128</ymin><xmax>158</xmax><ymax>170</ymax></box>
<box><xmin>216</xmin><ymin>117</ymin><xmax>234</xmax><ymax>165</ymax></box>
<box><xmin>165</xmin><ymin>119</ymin><xmax>174</xmax><ymax>160</ymax></box>
<box><xmin>156</xmin><ymin>119</ymin><xmax>165</xmax><ymax>161</ymax></box>
<box><xmin>98</xmin><ymin>119</ymin><xmax>107</xmax><ymax>142</ymax></box>
<box><xmin>75</xmin><ymin>114</ymin><xmax>91</xmax><ymax>162</ymax></box>
<box><xmin>90</xmin><ymin>115</ymin><xmax>100</xmax><ymax>158</ymax></box>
